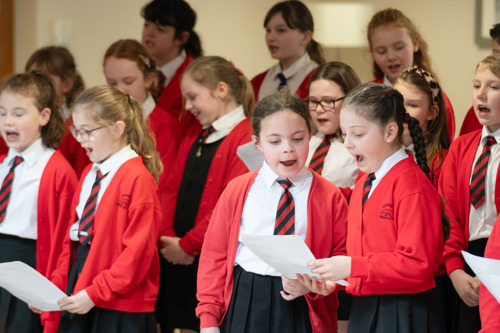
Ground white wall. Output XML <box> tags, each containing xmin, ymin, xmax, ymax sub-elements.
<box><xmin>14</xmin><ymin>0</ymin><xmax>492</xmax><ymax>132</ymax></box>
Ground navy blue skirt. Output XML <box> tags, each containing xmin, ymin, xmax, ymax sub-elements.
<box><xmin>0</xmin><ymin>233</ymin><xmax>42</xmax><ymax>333</ymax></box>
<box><xmin>221</xmin><ymin>265</ymin><xmax>312</xmax><ymax>333</ymax></box>
<box><xmin>348</xmin><ymin>289</ymin><xmax>444</xmax><ymax>333</ymax></box>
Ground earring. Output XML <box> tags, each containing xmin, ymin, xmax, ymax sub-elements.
<box><xmin>386</xmin><ymin>139</ymin><xmax>391</xmax><ymax>143</ymax></box>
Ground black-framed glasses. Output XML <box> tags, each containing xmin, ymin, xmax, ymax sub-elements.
<box><xmin>69</xmin><ymin>125</ymin><xmax>104</xmax><ymax>141</ymax></box>
<box><xmin>306</xmin><ymin>97</ymin><xmax>345</xmax><ymax>112</ymax></box>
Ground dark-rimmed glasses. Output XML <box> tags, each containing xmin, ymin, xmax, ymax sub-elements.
<box><xmin>305</xmin><ymin>97</ymin><xmax>345</xmax><ymax>112</ymax></box>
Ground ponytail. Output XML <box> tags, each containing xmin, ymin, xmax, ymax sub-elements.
<box><xmin>306</xmin><ymin>39</ymin><xmax>325</xmax><ymax>65</ymax></box>
<box><xmin>405</xmin><ymin>113</ymin><xmax>430</xmax><ymax>177</ymax></box>
<box><xmin>184</xmin><ymin>30</ymin><xmax>203</xmax><ymax>58</ymax></box>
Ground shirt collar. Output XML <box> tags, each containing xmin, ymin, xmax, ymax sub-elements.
<box><xmin>209</xmin><ymin>105</ymin><xmax>245</xmax><ymax>132</ymax></box>
<box><xmin>260</xmin><ymin>160</ymin><xmax>311</xmax><ymax>190</ymax></box>
<box><xmin>93</xmin><ymin>144</ymin><xmax>135</xmax><ymax>175</ymax></box>
<box><xmin>281</xmin><ymin>53</ymin><xmax>311</xmax><ymax>80</ymax></box>
<box><xmin>373</xmin><ymin>146</ymin><xmax>408</xmax><ymax>180</ymax></box>
<box><xmin>142</xmin><ymin>93</ymin><xmax>156</xmax><ymax>119</ymax></box>
<box><xmin>9</xmin><ymin>138</ymin><xmax>45</xmax><ymax>168</ymax></box>
<box><xmin>159</xmin><ymin>49</ymin><xmax>187</xmax><ymax>83</ymax></box>
<box><xmin>383</xmin><ymin>75</ymin><xmax>393</xmax><ymax>87</ymax></box>
<box><xmin>481</xmin><ymin>126</ymin><xmax>500</xmax><ymax>145</ymax></box>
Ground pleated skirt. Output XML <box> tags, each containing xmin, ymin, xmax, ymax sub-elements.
<box><xmin>221</xmin><ymin>265</ymin><xmax>312</xmax><ymax>333</ymax></box>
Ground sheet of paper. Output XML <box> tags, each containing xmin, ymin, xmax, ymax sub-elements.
<box><xmin>0</xmin><ymin>261</ymin><xmax>66</xmax><ymax>311</ymax></box>
<box><xmin>237</xmin><ymin>142</ymin><xmax>265</xmax><ymax>171</ymax></box>
<box><xmin>241</xmin><ymin>234</ymin><xmax>348</xmax><ymax>286</ymax></box>
<box><xmin>462</xmin><ymin>251</ymin><xmax>500</xmax><ymax>303</ymax></box>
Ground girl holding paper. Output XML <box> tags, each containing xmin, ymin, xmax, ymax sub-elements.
<box><xmin>196</xmin><ymin>92</ymin><xmax>348</xmax><ymax>333</ymax></box>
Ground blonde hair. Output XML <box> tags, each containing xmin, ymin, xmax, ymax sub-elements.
<box><xmin>73</xmin><ymin>86</ymin><xmax>163</xmax><ymax>182</ymax></box>
<box><xmin>183</xmin><ymin>56</ymin><xmax>255</xmax><ymax>118</ymax></box>
<box><xmin>477</xmin><ymin>54</ymin><xmax>500</xmax><ymax>78</ymax></box>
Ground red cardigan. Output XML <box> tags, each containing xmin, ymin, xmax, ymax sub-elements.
<box><xmin>196</xmin><ymin>169</ymin><xmax>348</xmax><ymax>333</ymax></box>
<box><xmin>347</xmin><ymin>156</ymin><xmax>443</xmax><ymax>296</ymax></box>
<box><xmin>157</xmin><ymin>54</ymin><xmax>198</xmax><ymax>135</ymax></box>
<box><xmin>147</xmin><ymin>105</ymin><xmax>181</xmax><ymax>175</ymax></box>
<box><xmin>160</xmin><ymin>119</ymin><xmax>253</xmax><ymax>255</ymax></box>
<box><xmin>459</xmin><ymin>106</ymin><xmax>482</xmax><ymax>136</ymax></box>
<box><xmin>373</xmin><ymin>77</ymin><xmax>456</xmax><ymax>141</ymax></box>
<box><xmin>0</xmin><ymin>151</ymin><xmax>78</xmax><ymax>332</ymax></box>
<box><xmin>439</xmin><ymin>130</ymin><xmax>500</xmax><ymax>275</ymax></box>
<box><xmin>50</xmin><ymin>157</ymin><xmax>161</xmax><ymax>313</ymax></box>
<box><xmin>251</xmin><ymin>69</ymin><xmax>315</xmax><ymax>100</ymax></box>
<box><xmin>479</xmin><ymin>214</ymin><xmax>500</xmax><ymax>333</ymax></box>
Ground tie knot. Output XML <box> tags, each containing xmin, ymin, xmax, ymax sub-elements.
<box><xmin>277</xmin><ymin>73</ymin><xmax>287</xmax><ymax>90</ymax></box>
<box><xmin>13</xmin><ymin>156</ymin><xmax>23</xmax><ymax>167</ymax></box>
<box><xmin>368</xmin><ymin>173</ymin><xmax>376</xmax><ymax>182</ymax></box>
<box><xmin>486</xmin><ymin>136</ymin><xmax>497</xmax><ymax>147</ymax></box>
<box><xmin>324</xmin><ymin>134</ymin><xmax>335</xmax><ymax>142</ymax></box>
<box><xmin>199</xmin><ymin>126</ymin><xmax>216</xmax><ymax>144</ymax></box>
<box><xmin>277</xmin><ymin>179</ymin><xmax>293</xmax><ymax>190</ymax></box>
<box><xmin>96</xmin><ymin>170</ymin><xmax>106</xmax><ymax>181</ymax></box>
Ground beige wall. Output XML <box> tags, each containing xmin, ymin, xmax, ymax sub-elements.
<box><xmin>14</xmin><ymin>0</ymin><xmax>491</xmax><ymax>133</ymax></box>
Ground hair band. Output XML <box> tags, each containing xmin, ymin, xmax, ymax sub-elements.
<box><xmin>385</xmin><ymin>87</ymin><xmax>395</xmax><ymax>98</ymax></box>
<box><xmin>138</xmin><ymin>54</ymin><xmax>151</xmax><ymax>69</ymax></box>
<box><xmin>403</xmin><ymin>66</ymin><xmax>440</xmax><ymax>105</ymax></box>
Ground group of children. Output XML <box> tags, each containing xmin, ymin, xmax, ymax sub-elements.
<box><xmin>0</xmin><ymin>0</ymin><xmax>499</xmax><ymax>332</ymax></box>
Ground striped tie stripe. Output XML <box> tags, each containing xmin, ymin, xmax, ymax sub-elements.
<box><xmin>78</xmin><ymin>170</ymin><xmax>106</xmax><ymax>245</ymax></box>
<box><xmin>0</xmin><ymin>156</ymin><xmax>23</xmax><ymax>223</ymax></box>
<box><xmin>362</xmin><ymin>173</ymin><xmax>376</xmax><ymax>209</ymax></box>
<box><xmin>309</xmin><ymin>135</ymin><xmax>334</xmax><ymax>174</ymax></box>
<box><xmin>470</xmin><ymin>136</ymin><xmax>496</xmax><ymax>209</ymax></box>
<box><xmin>274</xmin><ymin>179</ymin><xmax>295</xmax><ymax>235</ymax></box>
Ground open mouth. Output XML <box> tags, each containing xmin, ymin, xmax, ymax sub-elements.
<box><xmin>5</xmin><ymin>131</ymin><xmax>19</xmax><ymax>142</ymax></box>
<box><xmin>355</xmin><ymin>155</ymin><xmax>365</xmax><ymax>164</ymax></box>
<box><xmin>388</xmin><ymin>64</ymin><xmax>400</xmax><ymax>73</ymax></box>
<box><xmin>280</xmin><ymin>159</ymin><xmax>296</xmax><ymax>167</ymax></box>
<box><xmin>478</xmin><ymin>105</ymin><xmax>490</xmax><ymax>114</ymax></box>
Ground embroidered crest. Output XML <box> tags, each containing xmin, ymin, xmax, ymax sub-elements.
<box><xmin>379</xmin><ymin>203</ymin><xmax>394</xmax><ymax>220</ymax></box>
<box><xmin>117</xmin><ymin>194</ymin><xmax>131</xmax><ymax>209</ymax></box>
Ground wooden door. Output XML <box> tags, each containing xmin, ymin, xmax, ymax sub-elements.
<box><xmin>0</xmin><ymin>0</ymin><xmax>14</xmax><ymax>81</ymax></box>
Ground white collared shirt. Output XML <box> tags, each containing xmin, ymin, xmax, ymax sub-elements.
<box><xmin>142</xmin><ymin>93</ymin><xmax>156</xmax><ymax>119</ymax></box>
<box><xmin>306</xmin><ymin>133</ymin><xmax>358</xmax><ymax>188</ymax></box>
<box><xmin>367</xmin><ymin>147</ymin><xmax>408</xmax><ymax>198</ymax></box>
<box><xmin>0</xmin><ymin>139</ymin><xmax>54</xmax><ymax>239</ymax></box>
<box><xmin>257</xmin><ymin>53</ymin><xmax>318</xmax><ymax>101</ymax></box>
<box><xmin>159</xmin><ymin>49</ymin><xmax>187</xmax><ymax>87</ymax></box>
<box><xmin>69</xmin><ymin>145</ymin><xmax>138</xmax><ymax>240</ymax></box>
<box><xmin>468</xmin><ymin>127</ymin><xmax>500</xmax><ymax>241</ymax></box>
<box><xmin>383</xmin><ymin>75</ymin><xmax>393</xmax><ymax>87</ymax></box>
<box><xmin>204</xmin><ymin>105</ymin><xmax>246</xmax><ymax>144</ymax></box>
<box><xmin>235</xmin><ymin>161</ymin><xmax>312</xmax><ymax>276</ymax></box>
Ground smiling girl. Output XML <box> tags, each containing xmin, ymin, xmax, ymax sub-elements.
<box><xmin>251</xmin><ymin>0</ymin><xmax>325</xmax><ymax>101</ymax></box>
<box><xmin>157</xmin><ymin>56</ymin><xmax>254</xmax><ymax>333</ymax></box>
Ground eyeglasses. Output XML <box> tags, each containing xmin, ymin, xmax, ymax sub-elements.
<box><xmin>69</xmin><ymin>125</ymin><xmax>104</xmax><ymax>141</ymax></box>
<box><xmin>306</xmin><ymin>97</ymin><xmax>345</xmax><ymax>112</ymax></box>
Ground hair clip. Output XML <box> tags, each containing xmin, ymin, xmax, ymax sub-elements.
<box><xmin>229</xmin><ymin>60</ymin><xmax>244</xmax><ymax>77</ymax></box>
<box><xmin>138</xmin><ymin>54</ymin><xmax>151</xmax><ymax>69</ymax></box>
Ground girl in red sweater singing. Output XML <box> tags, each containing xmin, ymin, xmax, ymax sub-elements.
<box><xmin>196</xmin><ymin>92</ymin><xmax>348</xmax><ymax>333</ymax></box>
<box><xmin>38</xmin><ymin>86</ymin><xmax>163</xmax><ymax>333</ymax></box>
<box><xmin>307</xmin><ymin>83</ymin><xmax>447</xmax><ymax>333</ymax></box>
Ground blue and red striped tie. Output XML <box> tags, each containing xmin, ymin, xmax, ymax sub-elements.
<box><xmin>274</xmin><ymin>179</ymin><xmax>295</xmax><ymax>235</ymax></box>
<box><xmin>0</xmin><ymin>156</ymin><xmax>23</xmax><ymax>223</ymax></box>
<box><xmin>362</xmin><ymin>173</ymin><xmax>376</xmax><ymax>209</ymax></box>
<box><xmin>470</xmin><ymin>136</ymin><xmax>496</xmax><ymax>209</ymax></box>
<box><xmin>309</xmin><ymin>135</ymin><xmax>334</xmax><ymax>174</ymax></box>
<box><xmin>78</xmin><ymin>170</ymin><xmax>106</xmax><ymax>245</ymax></box>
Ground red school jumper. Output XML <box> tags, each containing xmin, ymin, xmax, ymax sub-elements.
<box><xmin>438</xmin><ymin>130</ymin><xmax>500</xmax><ymax>275</ymax></box>
<box><xmin>0</xmin><ymin>151</ymin><xmax>78</xmax><ymax>332</ymax></box>
<box><xmin>147</xmin><ymin>105</ymin><xmax>181</xmax><ymax>175</ymax></box>
<box><xmin>347</xmin><ymin>156</ymin><xmax>443</xmax><ymax>295</ymax></box>
<box><xmin>157</xmin><ymin>54</ymin><xmax>198</xmax><ymax>135</ymax></box>
<box><xmin>479</xmin><ymin>214</ymin><xmax>500</xmax><ymax>333</ymax></box>
<box><xmin>160</xmin><ymin>119</ymin><xmax>253</xmax><ymax>254</ymax></box>
<box><xmin>251</xmin><ymin>69</ymin><xmax>315</xmax><ymax>100</ymax></box>
<box><xmin>196</xmin><ymin>169</ymin><xmax>348</xmax><ymax>333</ymax></box>
<box><xmin>45</xmin><ymin>157</ymin><xmax>162</xmax><ymax>330</ymax></box>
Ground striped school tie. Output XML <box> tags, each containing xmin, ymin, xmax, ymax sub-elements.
<box><xmin>196</xmin><ymin>126</ymin><xmax>216</xmax><ymax>157</ymax></box>
<box><xmin>274</xmin><ymin>179</ymin><xmax>295</xmax><ymax>235</ymax></box>
<box><xmin>277</xmin><ymin>73</ymin><xmax>287</xmax><ymax>91</ymax></box>
<box><xmin>362</xmin><ymin>173</ymin><xmax>376</xmax><ymax>209</ymax></box>
<box><xmin>309</xmin><ymin>134</ymin><xmax>334</xmax><ymax>174</ymax></box>
<box><xmin>78</xmin><ymin>170</ymin><xmax>106</xmax><ymax>246</ymax></box>
<box><xmin>470</xmin><ymin>136</ymin><xmax>496</xmax><ymax>209</ymax></box>
<box><xmin>0</xmin><ymin>156</ymin><xmax>23</xmax><ymax>223</ymax></box>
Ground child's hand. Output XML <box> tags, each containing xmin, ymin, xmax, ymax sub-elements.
<box><xmin>296</xmin><ymin>274</ymin><xmax>336</xmax><ymax>296</ymax></box>
<box><xmin>58</xmin><ymin>290</ymin><xmax>95</xmax><ymax>314</ymax></box>
<box><xmin>280</xmin><ymin>275</ymin><xmax>309</xmax><ymax>301</ymax></box>
<box><xmin>308</xmin><ymin>255</ymin><xmax>351</xmax><ymax>281</ymax></box>
<box><xmin>201</xmin><ymin>327</ymin><xmax>220</xmax><ymax>333</ymax></box>
<box><xmin>28</xmin><ymin>304</ymin><xmax>43</xmax><ymax>314</ymax></box>
<box><xmin>160</xmin><ymin>236</ymin><xmax>194</xmax><ymax>265</ymax></box>
<box><xmin>450</xmin><ymin>269</ymin><xmax>480</xmax><ymax>307</ymax></box>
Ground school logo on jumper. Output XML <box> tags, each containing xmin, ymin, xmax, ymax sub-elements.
<box><xmin>117</xmin><ymin>194</ymin><xmax>131</xmax><ymax>209</ymax></box>
<box><xmin>379</xmin><ymin>203</ymin><xmax>394</xmax><ymax>220</ymax></box>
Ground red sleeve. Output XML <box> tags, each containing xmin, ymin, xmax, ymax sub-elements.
<box><xmin>479</xmin><ymin>215</ymin><xmax>500</xmax><ymax>332</ymax></box>
<box><xmin>85</xmin><ymin>175</ymin><xmax>161</xmax><ymax>305</ymax></box>
<box><xmin>443</xmin><ymin>92</ymin><xmax>456</xmax><ymax>142</ymax></box>
<box><xmin>250</xmin><ymin>72</ymin><xmax>266</xmax><ymax>102</ymax></box>
<box><xmin>148</xmin><ymin>108</ymin><xmax>181</xmax><ymax>175</ymax></box>
<box><xmin>438</xmin><ymin>143</ymin><xmax>468</xmax><ymax>275</ymax></box>
<box><xmin>459</xmin><ymin>106</ymin><xmax>482</xmax><ymax>136</ymax></box>
<box><xmin>350</xmin><ymin>192</ymin><xmax>443</xmax><ymax>291</ymax></box>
